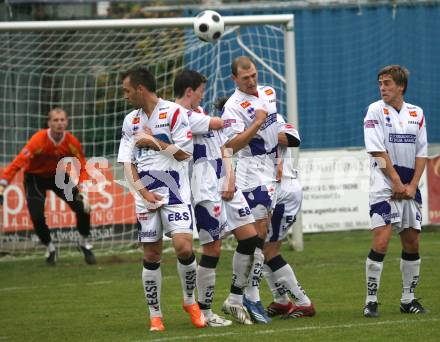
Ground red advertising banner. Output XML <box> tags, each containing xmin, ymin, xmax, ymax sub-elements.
<box><xmin>427</xmin><ymin>156</ymin><xmax>440</xmax><ymax>225</ymax></box>
<box><xmin>0</xmin><ymin>166</ymin><xmax>136</xmax><ymax>233</ymax></box>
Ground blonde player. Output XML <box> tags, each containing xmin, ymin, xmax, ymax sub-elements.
<box><xmin>0</xmin><ymin>108</ymin><xmax>94</xmax><ymax>266</ymax></box>
<box><xmin>363</xmin><ymin>65</ymin><xmax>428</xmax><ymax>317</ymax></box>
<box><xmin>221</xmin><ymin>56</ymin><xmax>279</xmax><ymax>324</ymax></box>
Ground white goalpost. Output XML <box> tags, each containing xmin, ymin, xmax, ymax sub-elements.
<box><xmin>0</xmin><ymin>14</ymin><xmax>303</xmax><ymax>254</ymax></box>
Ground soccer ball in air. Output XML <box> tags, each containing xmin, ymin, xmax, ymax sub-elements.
<box><xmin>193</xmin><ymin>10</ymin><xmax>224</xmax><ymax>43</ymax></box>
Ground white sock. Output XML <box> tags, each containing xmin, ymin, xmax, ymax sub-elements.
<box><xmin>197</xmin><ymin>265</ymin><xmax>216</xmax><ymax>311</ymax></box>
<box><xmin>365</xmin><ymin>257</ymin><xmax>384</xmax><ymax>304</ymax></box>
<box><xmin>245</xmin><ymin>247</ymin><xmax>264</xmax><ymax>302</ymax></box>
<box><xmin>400</xmin><ymin>257</ymin><xmax>421</xmax><ymax>304</ymax></box>
<box><xmin>201</xmin><ymin>309</ymin><xmax>213</xmax><ymax>319</ymax></box>
<box><xmin>142</xmin><ymin>264</ymin><xmax>162</xmax><ymax>317</ymax></box>
<box><xmin>263</xmin><ymin>264</ymin><xmax>289</xmax><ymax>304</ymax></box>
<box><xmin>78</xmin><ymin>236</ymin><xmax>86</xmax><ymax>246</ymax></box>
<box><xmin>47</xmin><ymin>242</ymin><xmax>56</xmax><ymax>253</ymax></box>
<box><xmin>227</xmin><ymin>293</ymin><xmax>243</xmax><ymax>305</ymax></box>
<box><xmin>273</xmin><ymin>264</ymin><xmax>311</xmax><ymax>306</ymax></box>
<box><xmin>78</xmin><ymin>236</ymin><xmax>92</xmax><ymax>248</ymax></box>
<box><xmin>227</xmin><ymin>251</ymin><xmax>253</xmax><ymax>304</ymax></box>
<box><xmin>177</xmin><ymin>256</ymin><xmax>197</xmax><ymax>305</ymax></box>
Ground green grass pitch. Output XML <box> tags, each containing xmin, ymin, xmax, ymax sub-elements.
<box><xmin>0</xmin><ymin>229</ymin><xmax>439</xmax><ymax>342</ymax></box>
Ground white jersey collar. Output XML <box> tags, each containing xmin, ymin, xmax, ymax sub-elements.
<box><xmin>47</xmin><ymin>129</ymin><xmax>66</xmax><ymax>145</ymax></box>
<box><xmin>235</xmin><ymin>87</ymin><xmax>259</xmax><ymax>98</ymax></box>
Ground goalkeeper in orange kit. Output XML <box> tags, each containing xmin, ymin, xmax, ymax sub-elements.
<box><xmin>0</xmin><ymin>107</ymin><xmax>96</xmax><ymax>266</ymax></box>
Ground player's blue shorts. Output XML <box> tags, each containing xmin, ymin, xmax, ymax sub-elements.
<box><xmin>194</xmin><ymin>189</ymin><xmax>255</xmax><ymax>245</ymax></box>
<box><xmin>369</xmin><ymin>198</ymin><xmax>422</xmax><ymax>233</ymax></box>
<box><xmin>242</xmin><ymin>183</ymin><xmax>277</xmax><ymax>220</ymax></box>
<box><xmin>268</xmin><ymin>178</ymin><xmax>302</xmax><ymax>242</ymax></box>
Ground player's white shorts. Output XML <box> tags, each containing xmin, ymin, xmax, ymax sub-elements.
<box><xmin>242</xmin><ymin>183</ymin><xmax>277</xmax><ymax>221</ymax></box>
<box><xmin>136</xmin><ymin>204</ymin><xmax>194</xmax><ymax>243</ymax></box>
<box><xmin>194</xmin><ymin>189</ymin><xmax>255</xmax><ymax>245</ymax></box>
<box><xmin>268</xmin><ymin>178</ymin><xmax>302</xmax><ymax>242</ymax></box>
<box><xmin>369</xmin><ymin>199</ymin><xmax>422</xmax><ymax>233</ymax></box>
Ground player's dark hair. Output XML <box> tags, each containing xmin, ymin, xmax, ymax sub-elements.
<box><xmin>231</xmin><ymin>56</ymin><xmax>257</xmax><ymax>76</ymax></box>
<box><xmin>377</xmin><ymin>65</ymin><xmax>409</xmax><ymax>94</ymax></box>
<box><xmin>122</xmin><ymin>67</ymin><xmax>156</xmax><ymax>93</ymax></box>
<box><xmin>173</xmin><ymin>69</ymin><xmax>207</xmax><ymax>99</ymax></box>
<box><xmin>214</xmin><ymin>96</ymin><xmax>229</xmax><ymax>111</ymax></box>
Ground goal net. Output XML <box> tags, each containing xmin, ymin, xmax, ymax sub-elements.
<box><xmin>0</xmin><ymin>15</ymin><xmax>297</xmax><ymax>255</ymax></box>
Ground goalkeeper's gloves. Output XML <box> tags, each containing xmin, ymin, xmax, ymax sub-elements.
<box><xmin>76</xmin><ymin>190</ymin><xmax>91</xmax><ymax>214</ymax></box>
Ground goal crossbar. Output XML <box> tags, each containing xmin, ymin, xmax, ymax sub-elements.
<box><xmin>0</xmin><ymin>15</ymin><xmax>294</xmax><ymax>32</ymax></box>
<box><xmin>0</xmin><ymin>14</ymin><xmax>303</xmax><ymax>251</ymax></box>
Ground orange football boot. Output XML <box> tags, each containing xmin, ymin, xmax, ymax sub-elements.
<box><xmin>149</xmin><ymin>316</ymin><xmax>165</xmax><ymax>332</ymax></box>
<box><xmin>183</xmin><ymin>302</ymin><xmax>206</xmax><ymax>328</ymax></box>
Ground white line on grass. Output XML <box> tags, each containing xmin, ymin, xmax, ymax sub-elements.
<box><xmin>298</xmin><ymin>256</ymin><xmax>438</xmax><ymax>270</ymax></box>
<box><xmin>0</xmin><ymin>280</ymin><xmax>113</xmax><ymax>292</ymax></box>
<box><xmin>144</xmin><ymin>317</ymin><xmax>440</xmax><ymax>342</ymax></box>
<box><xmin>85</xmin><ymin>280</ymin><xmax>113</xmax><ymax>286</ymax></box>
<box><xmin>0</xmin><ymin>275</ymin><xmax>175</xmax><ymax>292</ymax></box>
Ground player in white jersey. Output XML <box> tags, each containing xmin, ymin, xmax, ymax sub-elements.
<box><xmin>174</xmin><ymin>69</ymin><xmax>257</xmax><ymax>326</ymax></box>
<box><xmin>363</xmin><ymin>65</ymin><xmax>428</xmax><ymax>318</ymax></box>
<box><xmin>263</xmin><ymin>115</ymin><xmax>316</xmax><ymax>319</ymax></box>
<box><xmin>117</xmin><ymin>67</ymin><xmax>206</xmax><ymax>332</ymax></box>
<box><xmin>221</xmin><ymin>56</ymin><xmax>279</xmax><ymax>324</ymax></box>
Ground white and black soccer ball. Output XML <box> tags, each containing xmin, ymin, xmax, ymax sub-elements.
<box><xmin>193</xmin><ymin>10</ymin><xmax>224</xmax><ymax>43</ymax></box>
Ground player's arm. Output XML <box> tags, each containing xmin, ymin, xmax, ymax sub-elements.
<box><xmin>69</xmin><ymin>136</ymin><xmax>91</xmax><ymax>212</ymax></box>
<box><xmin>0</xmin><ymin>132</ymin><xmax>40</xmax><ymax>204</ymax></box>
<box><xmin>209</xmin><ymin>117</ymin><xmax>224</xmax><ymax>131</ymax></box>
<box><xmin>278</xmin><ymin>131</ymin><xmax>300</xmax><ymax>147</ymax></box>
<box><xmin>369</xmin><ymin>151</ymin><xmax>405</xmax><ymax>196</ymax></box>
<box><xmin>135</xmin><ymin>124</ymin><xmax>192</xmax><ymax>161</ymax></box>
<box><xmin>68</xmin><ymin>135</ymin><xmax>88</xmax><ymax>186</ymax></box>
<box><xmin>225</xmin><ymin>109</ymin><xmax>267</xmax><ymax>154</ymax></box>
<box><xmin>189</xmin><ymin>110</ymin><xmax>223</xmax><ymax>134</ymax></box>
<box><xmin>220</xmin><ymin>146</ymin><xmax>235</xmax><ymax>201</ymax></box>
<box><xmin>276</xmin><ymin>115</ymin><xmax>300</xmax><ymax>147</ymax></box>
<box><xmin>364</xmin><ymin>106</ymin><xmax>405</xmax><ymax>198</ymax></box>
<box><xmin>135</xmin><ymin>129</ymin><xmax>190</xmax><ymax>160</ymax></box>
<box><xmin>140</xmin><ymin>133</ymin><xmax>191</xmax><ymax>161</ymax></box>
<box><xmin>275</xmin><ymin>148</ymin><xmax>283</xmax><ymax>182</ymax></box>
<box><xmin>403</xmin><ymin>157</ymin><xmax>427</xmax><ymax>199</ymax></box>
<box><xmin>73</xmin><ymin>139</ymin><xmax>88</xmax><ymax>186</ymax></box>
<box><xmin>128</xmin><ymin>163</ymin><xmax>163</xmax><ymax>206</ymax></box>
<box><xmin>405</xmin><ymin>112</ymin><xmax>428</xmax><ymax>199</ymax></box>
<box><xmin>123</xmin><ymin>162</ymin><xmax>163</xmax><ymax>211</ymax></box>
<box><xmin>117</xmin><ymin>119</ymin><xmax>163</xmax><ymax>208</ymax></box>
<box><xmin>278</xmin><ymin>133</ymin><xmax>289</xmax><ymax>146</ymax></box>
<box><xmin>172</xmin><ymin>149</ymin><xmax>191</xmax><ymax>160</ymax></box>
<box><xmin>369</xmin><ymin>151</ymin><xmax>406</xmax><ymax>199</ymax></box>
<box><xmin>1</xmin><ymin>133</ymin><xmax>40</xmax><ymax>185</ymax></box>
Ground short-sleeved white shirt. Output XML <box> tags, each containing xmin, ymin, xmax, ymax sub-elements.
<box><xmin>276</xmin><ymin>114</ymin><xmax>300</xmax><ymax>181</ymax></box>
<box><xmin>117</xmin><ymin>98</ymin><xmax>193</xmax><ymax>206</ymax></box>
<box><xmin>363</xmin><ymin>100</ymin><xmax>428</xmax><ymax>205</ymax></box>
<box><xmin>222</xmin><ymin>86</ymin><xmax>279</xmax><ymax>189</ymax></box>
<box><xmin>188</xmin><ymin>106</ymin><xmax>228</xmax><ymax>204</ymax></box>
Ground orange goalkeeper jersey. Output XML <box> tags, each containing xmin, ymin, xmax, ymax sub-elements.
<box><xmin>1</xmin><ymin>129</ymin><xmax>88</xmax><ymax>184</ymax></box>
